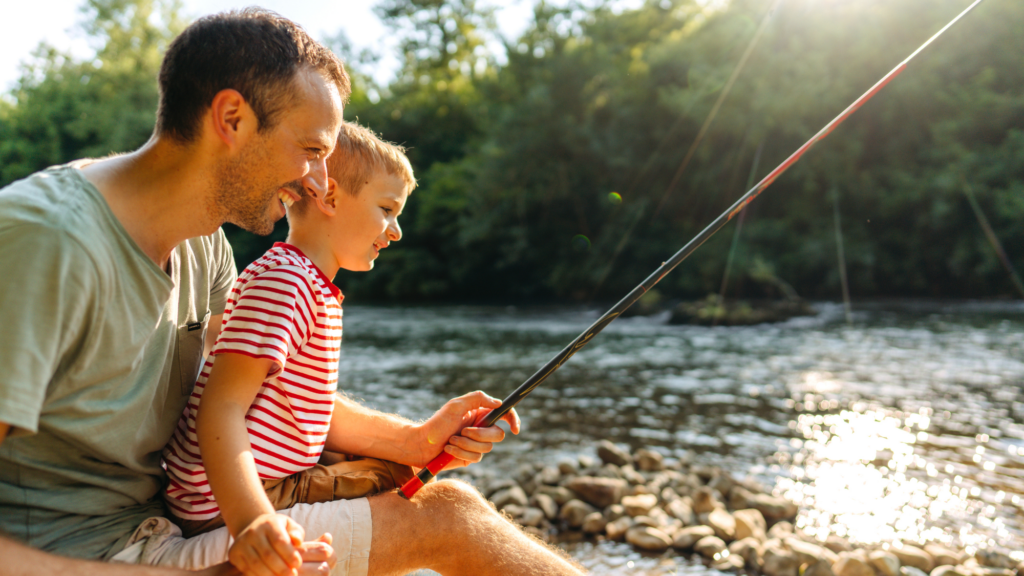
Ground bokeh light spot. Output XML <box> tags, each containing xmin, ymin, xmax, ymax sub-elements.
<box><xmin>572</xmin><ymin>234</ymin><xmax>591</xmax><ymax>252</ymax></box>
<box><xmin>608</xmin><ymin>192</ymin><xmax>622</xmax><ymax>204</ymax></box>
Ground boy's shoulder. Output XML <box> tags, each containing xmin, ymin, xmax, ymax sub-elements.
<box><xmin>240</xmin><ymin>243</ymin><xmax>341</xmax><ymax>303</ymax></box>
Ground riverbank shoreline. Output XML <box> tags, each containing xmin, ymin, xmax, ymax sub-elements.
<box><xmin>462</xmin><ymin>440</ymin><xmax>1023</xmax><ymax>576</ymax></box>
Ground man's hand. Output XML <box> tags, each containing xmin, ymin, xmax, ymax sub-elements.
<box><xmin>227</xmin><ymin>513</ymin><xmax>304</xmax><ymax>576</ymax></box>
<box><xmin>419</xmin><ymin>391</ymin><xmax>521</xmax><ymax>471</ymax></box>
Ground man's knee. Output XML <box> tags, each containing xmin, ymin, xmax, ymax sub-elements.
<box><xmin>415</xmin><ymin>479</ymin><xmax>492</xmax><ymax>516</ymax></box>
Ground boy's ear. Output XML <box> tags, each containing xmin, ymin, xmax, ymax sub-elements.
<box><xmin>312</xmin><ymin>177</ymin><xmax>339</xmax><ymax>217</ymax></box>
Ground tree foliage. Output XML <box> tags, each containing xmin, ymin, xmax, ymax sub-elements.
<box><xmin>2</xmin><ymin>0</ymin><xmax>1021</xmax><ymax>301</ymax></box>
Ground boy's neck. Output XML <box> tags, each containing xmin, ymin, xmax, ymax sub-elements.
<box><xmin>285</xmin><ymin>229</ymin><xmax>340</xmax><ymax>280</ymax></box>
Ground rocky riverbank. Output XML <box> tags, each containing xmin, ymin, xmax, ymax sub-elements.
<box><xmin>470</xmin><ymin>440</ymin><xmax>1023</xmax><ymax>576</ymax></box>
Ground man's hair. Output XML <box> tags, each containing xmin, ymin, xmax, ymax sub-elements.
<box><xmin>328</xmin><ymin>122</ymin><xmax>416</xmax><ymax>196</ymax></box>
<box><xmin>156</xmin><ymin>8</ymin><xmax>351</xmax><ymax>143</ymax></box>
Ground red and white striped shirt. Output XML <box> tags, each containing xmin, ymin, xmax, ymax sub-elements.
<box><xmin>162</xmin><ymin>243</ymin><xmax>342</xmax><ymax>521</ymax></box>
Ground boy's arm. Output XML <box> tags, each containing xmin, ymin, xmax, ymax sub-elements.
<box><xmin>325</xmin><ymin>391</ymin><xmax>521</xmax><ymax>470</ymax></box>
<box><xmin>196</xmin><ymin>352</ymin><xmax>304</xmax><ymax>576</ymax></box>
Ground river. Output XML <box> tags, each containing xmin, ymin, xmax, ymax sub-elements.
<box><xmin>336</xmin><ymin>301</ymin><xmax>1024</xmax><ymax>574</ymax></box>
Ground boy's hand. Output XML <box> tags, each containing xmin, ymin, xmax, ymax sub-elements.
<box><xmin>419</xmin><ymin>391</ymin><xmax>521</xmax><ymax>470</ymax></box>
<box><xmin>228</xmin><ymin>513</ymin><xmax>304</xmax><ymax>576</ymax></box>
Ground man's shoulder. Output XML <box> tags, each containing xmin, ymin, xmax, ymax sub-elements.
<box><xmin>0</xmin><ymin>164</ymin><xmax>107</xmax><ymax>248</ymax></box>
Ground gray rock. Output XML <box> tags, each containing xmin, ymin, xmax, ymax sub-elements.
<box><xmin>707</xmin><ymin>508</ymin><xmax>736</xmax><ymax>542</ymax></box>
<box><xmin>834</xmin><ymin>552</ymin><xmax>876</xmax><ymax>576</ymax></box>
<box><xmin>976</xmin><ymin>549</ymin><xmax>1017</xmax><ymax>570</ymax></box>
<box><xmin>762</xmin><ymin>538</ymin><xmax>800</xmax><ymax>576</ymax></box>
<box><xmin>483</xmin><ymin>477</ymin><xmax>518</xmax><ymax>498</ymax></box>
<box><xmin>660</xmin><ymin>486</ymin><xmax>681</xmax><ymax>503</ymax></box>
<box><xmin>924</xmin><ymin>545</ymin><xmax>962</xmax><ymax>568</ymax></box>
<box><xmin>490</xmin><ymin>486</ymin><xmax>528</xmax><ymax>510</ymax></box>
<box><xmin>786</xmin><ymin>538</ymin><xmax>839</xmax><ymax>566</ymax></box>
<box><xmin>604</xmin><ymin>503</ymin><xmax>628</xmax><ymax>522</ymax></box>
<box><xmin>566</xmin><ymin>476</ymin><xmax>627</xmax><ymax>509</ymax></box>
<box><xmin>632</xmin><ymin>515</ymin><xmax>660</xmax><ymax>528</ymax></box>
<box><xmin>892</xmin><ymin>545</ymin><xmax>935</xmax><ymax>573</ymax></box>
<box><xmin>824</xmin><ymin>536</ymin><xmax>852</xmax><ymax>554</ymax></box>
<box><xmin>558</xmin><ymin>499</ymin><xmax>597</xmax><ymax>528</ymax></box>
<box><xmin>595</xmin><ymin>463</ymin><xmax>623</xmax><ymax>480</ymax></box>
<box><xmin>733</xmin><ymin>508</ymin><xmax>767</xmax><ymax>541</ymax></box>
<box><xmin>578</xmin><ymin>454</ymin><xmax>597</xmax><ymax>469</ymax></box>
<box><xmin>806</xmin><ymin>560</ymin><xmax>838</xmax><ymax>576</ymax></box>
<box><xmin>605</xmin><ymin>515</ymin><xmax>633</xmax><ymax>540</ymax></box>
<box><xmin>673</xmin><ymin>525</ymin><xmax>715</xmax><ymax>549</ymax></box>
<box><xmin>692</xmin><ymin>486</ymin><xmax>722</xmax><ymax>514</ymax></box>
<box><xmin>519</xmin><ymin>507</ymin><xmax>545</xmax><ymax>527</ymax></box>
<box><xmin>635</xmin><ymin>448</ymin><xmax>665</xmax><ymax>472</ymax></box>
<box><xmin>597</xmin><ymin>440</ymin><xmax>632</xmax><ymax>467</ymax></box>
<box><xmin>582</xmin><ymin>511</ymin><xmax>607</xmax><ymax>534</ymax></box>
<box><xmin>626</xmin><ymin>526</ymin><xmax>673</xmax><ymax>552</ymax></box>
<box><xmin>517</xmin><ymin>463</ymin><xmax>538</xmax><ymax>484</ymax></box>
<box><xmin>729</xmin><ymin>537</ymin><xmax>761</xmax><ymax>567</ymax></box>
<box><xmin>714</xmin><ymin>553</ymin><xmax>746</xmax><ymax>571</ymax></box>
<box><xmin>870</xmin><ymin>551</ymin><xmax>902</xmax><ymax>576</ymax></box>
<box><xmin>622</xmin><ymin>493</ymin><xmax>658</xmax><ymax>517</ymax></box>
<box><xmin>708</xmin><ymin>473</ymin><xmax>734</xmax><ymax>497</ymax></box>
<box><xmin>767</xmin><ymin>520</ymin><xmax>794</xmax><ymax>540</ymax></box>
<box><xmin>902</xmin><ymin>567</ymin><xmax>929</xmax><ymax>576</ymax></box>
<box><xmin>930</xmin><ymin>566</ymin><xmax>968</xmax><ymax>576</ymax></box>
<box><xmin>667</xmin><ymin>498</ymin><xmax>696</xmax><ymax>526</ymax></box>
<box><xmin>750</xmin><ymin>493</ymin><xmax>798</xmax><ymax>522</ymax></box>
<box><xmin>620</xmin><ymin>464</ymin><xmax>647</xmax><ymax>486</ymax></box>
<box><xmin>557</xmin><ymin>460</ymin><xmax>578</xmax><ymax>476</ymax></box>
<box><xmin>534</xmin><ymin>485</ymin><xmax>574</xmax><ymax>506</ymax></box>
<box><xmin>531</xmin><ymin>493</ymin><xmax>559</xmax><ymax>520</ymax></box>
<box><xmin>694</xmin><ymin>535</ymin><xmax>728</xmax><ymax>559</ymax></box>
<box><xmin>538</xmin><ymin>466</ymin><xmax>561</xmax><ymax>485</ymax></box>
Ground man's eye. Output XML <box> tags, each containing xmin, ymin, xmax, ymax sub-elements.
<box><xmin>307</xmin><ymin>148</ymin><xmax>323</xmax><ymax>158</ymax></box>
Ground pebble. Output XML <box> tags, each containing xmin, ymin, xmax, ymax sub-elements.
<box><xmin>566</xmin><ymin>476</ymin><xmax>626</xmax><ymax>509</ymax></box>
<box><xmin>834</xmin><ymin>552</ymin><xmax>876</xmax><ymax>576</ymax></box>
<box><xmin>975</xmin><ymin>549</ymin><xmax>1017</xmax><ymax>570</ymax></box>
<box><xmin>806</xmin><ymin>560</ymin><xmax>838</xmax><ymax>576</ymax></box>
<box><xmin>582</xmin><ymin>511</ymin><xmax>607</xmax><ymax>534</ymax></box>
<box><xmin>531</xmin><ymin>493</ymin><xmax>558</xmax><ymax>520</ymax></box>
<box><xmin>762</xmin><ymin>538</ymin><xmax>800</xmax><ymax>576</ymax></box>
<box><xmin>626</xmin><ymin>526</ymin><xmax>673</xmax><ymax>552</ymax></box>
<box><xmin>733</xmin><ymin>508</ymin><xmax>767</xmax><ymax>541</ymax></box>
<box><xmin>892</xmin><ymin>544</ymin><xmax>935</xmax><ymax>574</ymax></box>
<box><xmin>666</xmin><ymin>498</ymin><xmax>696</xmax><ymax>526</ymax></box>
<box><xmin>924</xmin><ymin>544</ymin><xmax>962</xmax><ymax>568</ymax></box>
<box><xmin>596</xmin><ymin>440</ymin><xmax>632</xmax><ymax>466</ymax></box>
<box><xmin>519</xmin><ymin>507</ymin><xmax>544</xmax><ymax>527</ymax></box>
<box><xmin>708</xmin><ymin>508</ymin><xmax>736</xmax><ymax>541</ymax></box>
<box><xmin>870</xmin><ymin>550</ymin><xmax>902</xmax><ymax>576</ymax></box>
<box><xmin>692</xmin><ymin>486</ymin><xmax>722</xmax><ymax>514</ymax></box>
<box><xmin>728</xmin><ymin>536</ymin><xmax>760</xmax><ymax>566</ymax></box>
<box><xmin>490</xmin><ymin>485</ymin><xmax>528</xmax><ymax>510</ymax></box>
<box><xmin>786</xmin><ymin>537</ymin><xmax>839</xmax><ymax>567</ymax></box>
<box><xmin>622</xmin><ymin>493</ymin><xmax>658</xmax><ymax>516</ymax></box>
<box><xmin>694</xmin><ymin>535</ymin><xmax>727</xmax><ymax>558</ymax></box>
<box><xmin>559</xmin><ymin>499</ymin><xmax>596</xmax><ymax>528</ymax></box>
<box><xmin>635</xmin><ymin>448</ymin><xmax>665</xmax><ymax>472</ymax></box>
<box><xmin>605</xmin><ymin>515</ymin><xmax>633</xmax><ymax>540</ymax></box>
<box><xmin>534</xmin><ymin>484</ymin><xmax>574</xmax><ymax>506</ymax></box>
<box><xmin>673</xmin><ymin>525</ymin><xmax>715</xmax><ymax>549</ymax></box>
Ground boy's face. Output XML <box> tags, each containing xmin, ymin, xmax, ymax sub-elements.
<box><xmin>330</xmin><ymin>172</ymin><xmax>408</xmax><ymax>272</ymax></box>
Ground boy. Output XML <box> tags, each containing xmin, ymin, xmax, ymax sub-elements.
<box><xmin>161</xmin><ymin>122</ymin><xmax>415</xmax><ymax>570</ymax></box>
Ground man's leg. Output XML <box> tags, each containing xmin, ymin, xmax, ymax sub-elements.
<box><xmin>367</xmin><ymin>480</ymin><xmax>584</xmax><ymax>576</ymax></box>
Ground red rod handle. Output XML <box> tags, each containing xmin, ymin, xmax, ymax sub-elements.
<box><xmin>398</xmin><ymin>411</ymin><xmax>492</xmax><ymax>500</ymax></box>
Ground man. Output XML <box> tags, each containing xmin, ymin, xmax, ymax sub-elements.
<box><xmin>0</xmin><ymin>8</ymin><xmax>582</xmax><ymax>576</ymax></box>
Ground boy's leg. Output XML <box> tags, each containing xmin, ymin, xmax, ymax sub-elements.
<box><xmin>366</xmin><ymin>480</ymin><xmax>584</xmax><ymax>576</ymax></box>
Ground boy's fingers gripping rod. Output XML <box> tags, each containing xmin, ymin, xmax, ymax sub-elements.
<box><xmin>398</xmin><ymin>0</ymin><xmax>985</xmax><ymax>500</ymax></box>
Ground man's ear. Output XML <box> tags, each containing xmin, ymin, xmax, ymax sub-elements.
<box><xmin>313</xmin><ymin>177</ymin><xmax>340</xmax><ymax>217</ymax></box>
<box><xmin>209</xmin><ymin>89</ymin><xmax>255</xmax><ymax>150</ymax></box>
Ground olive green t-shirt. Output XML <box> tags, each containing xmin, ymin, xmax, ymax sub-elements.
<box><xmin>0</xmin><ymin>164</ymin><xmax>237</xmax><ymax>559</ymax></box>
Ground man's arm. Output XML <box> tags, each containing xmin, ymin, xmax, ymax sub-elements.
<box><xmin>325</xmin><ymin>391</ymin><xmax>521</xmax><ymax>470</ymax></box>
<box><xmin>203</xmin><ymin>314</ymin><xmax>223</xmax><ymax>359</ymax></box>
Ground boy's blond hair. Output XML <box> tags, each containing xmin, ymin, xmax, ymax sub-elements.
<box><xmin>328</xmin><ymin>122</ymin><xmax>416</xmax><ymax>196</ymax></box>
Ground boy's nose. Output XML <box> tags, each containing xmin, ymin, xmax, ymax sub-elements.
<box><xmin>387</xmin><ymin>220</ymin><xmax>402</xmax><ymax>242</ymax></box>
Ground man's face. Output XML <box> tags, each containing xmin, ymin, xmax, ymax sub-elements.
<box><xmin>330</xmin><ymin>172</ymin><xmax>408</xmax><ymax>272</ymax></box>
<box><xmin>214</xmin><ymin>68</ymin><xmax>344</xmax><ymax>235</ymax></box>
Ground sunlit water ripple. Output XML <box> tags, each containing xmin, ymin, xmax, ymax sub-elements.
<box><xmin>336</xmin><ymin>301</ymin><xmax>1024</xmax><ymax>574</ymax></box>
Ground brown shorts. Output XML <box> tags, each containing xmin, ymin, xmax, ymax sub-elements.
<box><xmin>172</xmin><ymin>452</ymin><xmax>415</xmax><ymax>538</ymax></box>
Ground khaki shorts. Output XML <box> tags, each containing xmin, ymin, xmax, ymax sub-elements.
<box><xmin>173</xmin><ymin>453</ymin><xmax>415</xmax><ymax>538</ymax></box>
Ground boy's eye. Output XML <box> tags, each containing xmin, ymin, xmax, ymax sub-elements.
<box><xmin>381</xmin><ymin>207</ymin><xmax>393</xmax><ymax>214</ymax></box>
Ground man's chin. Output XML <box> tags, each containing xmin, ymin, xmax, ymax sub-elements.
<box><xmin>228</xmin><ymin>213</ymin><xmax>278</xmax><ymax>236</ymax></box>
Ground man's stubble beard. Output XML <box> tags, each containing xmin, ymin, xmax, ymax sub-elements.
<box><xmin>211</xmin><ymin>136</ymin><xmax>280</xmax><ymax>236</ymax></box>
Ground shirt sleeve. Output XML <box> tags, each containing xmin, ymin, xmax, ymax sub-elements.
<box><xmin>207</xmin><ymin>228</ymin><xmax>237</xmax><ymax>316</ymax></box>
<box><xmin>211</xmin><ymin>266</ymin><xmax>316</xmax><ymax>374</ymax></box>
<box><xmin>0</xmin><ymin>225</ymin><xmax>97</xmax><ymax>436</ymax></box>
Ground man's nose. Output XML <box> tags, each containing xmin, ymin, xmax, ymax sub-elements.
<box><xmin>387</xmin><ymin>219</ymin><xmax>402</xmax><ymax>242</ymax></box>
<box><xmin>302</xmin><ymin>157</ymin><xmax>329</xmax><ymax>200</ymax></box>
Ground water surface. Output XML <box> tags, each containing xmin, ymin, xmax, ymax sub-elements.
<box><xmin>337</xmin><ymin>301</ymin><xmax>1024</xmax><ymax>574</ymax></box>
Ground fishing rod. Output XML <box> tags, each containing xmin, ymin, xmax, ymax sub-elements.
<box><xmin>399</xmin><ymin>0</ymin><xmax>987</xmax><ymax>500</ymax></box>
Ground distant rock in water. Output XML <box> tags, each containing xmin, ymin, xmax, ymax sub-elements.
<box><xmin>669</xmin><ymin>296</ymin><xmax>815</xmax><ymax>326</ymax></box>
